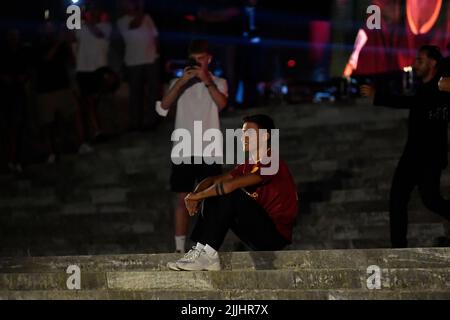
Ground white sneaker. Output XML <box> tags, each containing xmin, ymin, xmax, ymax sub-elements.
<box><xmin>176</xmin><ymin>249</ymin><xmax>221</xmax><ymax>271</ymax></box>
<box><xmin>78</xmin><ymin>143</ymin><xmax>94</xmax><ymax>155</ymax></box>
<box><xmin>167</xmin><ymin>247</ymin><xmax>201</xmax><ymax>271</ymax></box>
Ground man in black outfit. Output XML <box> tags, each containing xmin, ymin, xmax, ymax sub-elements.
<box><xmin>361</xmin><ymin>45</ymin><xmax>450</xmax><ymax>248</ymax></box>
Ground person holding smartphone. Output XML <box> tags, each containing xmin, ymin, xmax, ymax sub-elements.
<box><xmin>161</xmin><ymin>39</ymin><xmax>228</xmax><ymax>253</ymax></box>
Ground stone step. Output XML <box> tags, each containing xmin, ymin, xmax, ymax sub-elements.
<box><xmin>1</xmin><ymin>249</ymin><xmax>448</xmax><ymax>273</ymax></box>
<box><xmin>301</xmin><ymin>210</ymin><xmax>448</xmax><ymax>226</ymax></box>
<box><xmin>311</xmin><ymin>196</ymin><xmax>450</xmax><ymax>215</ymax></box>
<box><xmin>341</xmin><ymin>174</ymin><xmax>450</xmax><ymax>190</ymax></box>
<box><xmin>296</xmin><ymin>223</ymin><xmax>446</xmax><ymax>242</ymax></box>
<box><xmin>3</xmin><ymin>289</ymin><xmax>449</xmax><ymax>300</ymax></box>
<box><xmin>289</xmin><ymin>238</ymin><xmax>446</xmax><ymax>250</ymax></box>
<box><xmin>0</xmin><ymin>268</ymin><xmax>448</xmax><ymax>291</ymax></box>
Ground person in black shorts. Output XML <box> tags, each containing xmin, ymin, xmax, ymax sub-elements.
<box><xmin>161</xmin><ymin>40</ymin><xmax>228</xmax><ymax>253</ymax></box>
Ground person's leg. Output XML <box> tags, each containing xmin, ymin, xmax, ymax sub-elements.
<box><xmin>127</xmin><ymin>65</ymin><xmax>144</xmax><ymax>131</ymax></box>
<box><xmin>76</xmin><ymin>73</ymin><xmax>92</xmax><ymax>141</ymax></box>
<box><xmin>418</xmin><ymin>165</ymin><xmax>450</xmax><ymax>220</ymax></box>
<box><xmin>144</xmin><ymin>62</ymin><xmax>159</xmax><ymax>128</ymax></box>
<box><xmin>9</xmin><ymin>87</ymin><xmax>26</xmax><ymax>169</ymax></box>
<box><xmin>86</xmin><ymin>94</ymin><xmax>101</xmax><ymax>139</ymax></box>
<box><xmin>170</xmin><ymin>161</ymin><xmax>196</xmax><ymax>252</ymax></box>
<box><xmin>191</xmin><ymin>190</ymin><xmax>288</xmax><ymax>251</ymax></box>
<box><xmin>389</xmin><ymin>155</ymin><xmax>417</xmax><ymax>248</ymax></box>
<box><xmin>38</xmin><ymin>92</ymin><xmax>58</xmax><ymax>160</ymax></box>
<box><xmin>174</xmin><ymin>192</ymin><xmax>189</xmax><ymax>250</ymax></box>
<box><xmin>0</xmin><ymin>112</ymin><xmax>6</xmax><ymax>168</ymax></box>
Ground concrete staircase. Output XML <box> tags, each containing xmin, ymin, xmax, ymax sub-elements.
<box><xmin>0</xmin><ymin>248</ymin><xmax>448</xmax><ymax>300</ymax></box>
<box><xmin>0</xmin><ymin>99</ymin><xmax>449</xmax><ymax>256</ymax></box>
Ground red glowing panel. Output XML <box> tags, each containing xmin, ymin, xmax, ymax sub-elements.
<box><xmin>287</xmin><ymin>60</ymin><xmax>296</xmax><ymax>68</ymax></box>
<box><xmin>184</xmin><ymin>15</ymin><xmax>197</xmax><ymax>22</ymax></box>
<box><xmin>407</xmin><ymin>0</ymin><xmax>443</xmax><ymax>35</ymax></box>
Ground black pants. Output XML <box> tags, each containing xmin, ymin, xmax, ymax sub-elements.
<box><xmin>191</xmin><ymin>190</ymin><xmax>289</xmax><ymax>251</ymax></box>
<box><xmin>127</xmin><ymin>63</ymin><xmax>159</xmax><ymax>129</ymax></box>
<box><xmin>390</xmin><ymin>154</ymin><xmax>450</xmax><ymax>248</ymax></box>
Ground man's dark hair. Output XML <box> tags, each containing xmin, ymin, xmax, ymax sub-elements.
<box><xmin>419</xmin><ymin>45</ymin><xmax>443</xmax><ymax>64</ymax></box>
<box><xmin>188</xmin><ymin>39</ymin><xmax>211</xmax><ymax>55</ymax></box>
<box><xmin>243</xmin><ymin>114</ymin><xmax>276</xmax><ymax>145</ymax></box>
<box><xmin>243</xmin><ymin>114</ymin><xmax>276</xmax><ymax>131</ymax></box>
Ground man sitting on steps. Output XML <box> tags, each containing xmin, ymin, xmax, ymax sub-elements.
<box><xmin>167</xmin><ymin>115</ymin><xmax>299</xmax><ymax>271</ymax></box>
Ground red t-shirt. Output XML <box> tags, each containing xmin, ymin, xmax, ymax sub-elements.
<box><xmin>230</xmin><ymin>159</ymin><xmax>299</xmax><ymax>242</ymax></box>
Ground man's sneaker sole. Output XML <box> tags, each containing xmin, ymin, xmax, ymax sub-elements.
<box><xmin>167</xmin><ymin>262</ymin><xmax>182</xmax><ymax>271</ymax></box>
<box><xmin>177</xmin><ymin>263</ymin><xmax>221</xmax><ymax>272</ymax></box>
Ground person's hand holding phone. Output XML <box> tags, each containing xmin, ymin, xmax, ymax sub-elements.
<box><xmin>179</xmin><ymin>66</ymin><xmax>199</xmax><ymax>84</ymax></box>
<box><xmin>197</xmin><ymin>68</ymin><xmax>213</xmax><ymax>84</ymax></box>
<box><xmin>438</xmin><ymin>77</ymin><xmax>450</xmax><ymax>93</ymax></box>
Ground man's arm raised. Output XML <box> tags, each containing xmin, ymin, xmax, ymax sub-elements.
<box><xmin>161</xmin><ymin>68</ymin><xmax>197</xmax><ymax>110</ymax></box>
<box><xmin>360</xmin><ymin>84</ymin><xmax>416</xmax><ymax>109</ymax></box>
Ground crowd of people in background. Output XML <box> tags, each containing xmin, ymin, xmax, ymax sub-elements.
<box><xmin>0</xmin><ymin>0</ymin><xmax>164</xmax><ymax>173</ymax></box>
<box><xmin>0</xmin><ymin>0</ymin><xmax>271</xmax><ymax>174</ymax></box>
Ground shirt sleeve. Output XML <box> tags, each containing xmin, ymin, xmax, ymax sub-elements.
<box><xmin>145</xmin><ymin>15</ymin><xmax>159</xmax><ymax>37</ymax></box>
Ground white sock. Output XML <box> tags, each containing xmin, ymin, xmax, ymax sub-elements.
<box><xmin>175</xmin><ymin>236</ymin><xmax>186</xmax><ymax>252</ymax></box>
<box><xmin>204</xmin><ymin>244</ymin><xmax>218</xmax><ymax>257</ymax></box>
<box><xmin>195</xmin><ymin>243</ymin><xmax>205</xmax><ymax>250</ymax></box>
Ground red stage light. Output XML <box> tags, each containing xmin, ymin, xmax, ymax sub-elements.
<box><xmin>407</xmin><ymin>0</ymin><xmax>443</xmax><ymax>35</ymax></box>
<box><xmin>287</xmin><ymin>60</ymin><xmax>296</xmax><ymax>68</ymax></box>
<box><xmin>184</xmin><ymin>15</ymin><xmax>197</xmax><ymax>22</ymax></box>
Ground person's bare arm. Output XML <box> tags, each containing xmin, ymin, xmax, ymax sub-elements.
<box><xmin>161</xmin><ymin>68</ymin><xmax>198</xmax><ymax>110</ymax></box>
<box><xmin>360</xmin><ymin>85</ymin><xmax>416</xmax><ymax>109</ymax></box>
<box><xmin>184</xmin><ymin>172</ymin><xmax>234</xmax><ymax>215</ymax></box>
<box><xmin>185</xmin><ymin>174</ymin><xmax>264</xmax><ymax>215</ymax></box>
<box><xmin>197</xmin><ymin>69</ymin><xmax>228</xmax><ymax>110</ymax></box>
<box><xmin>87</xmin><ymin>23</ymin><xmax>106</xmax><ymax>38</ymax></box>
<box><xmin>206</xmin><ymin>82</ymin><xmax>228</xmax><ymax>111</ymax></box>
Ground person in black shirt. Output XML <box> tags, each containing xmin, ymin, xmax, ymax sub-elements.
<box><xmin>438</xmin><ymin>44</ymin><xmax>450</xmax><ymax>93</ymax></box>
<box><xmin>36</xmin><ymin>22</ymin><xmax>78</xmax><ymax>164</ymax></box>
<box><xmin>0</xmin><ymin>29</ymin><xmax>30</xmax><ymax>173</ymax></box>
<box><xmin>361</xmin><ymin>45</ymin><xmax>450</xmax><ymax>248</ymax></box>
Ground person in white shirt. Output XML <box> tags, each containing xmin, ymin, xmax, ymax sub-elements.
<box><xmin>161</xmin><ymin>40</ymin><xmax>228</xmax><ymax>253</ymax></box>
<box><xmin>74</xmin><ymin>4</ymin><xmax>112</xmax><ymax>154</ymax></box>
<box><xmin>118</xmin><ymin>0</ymin><xmax>160</xmax><ymax>131</ymax></box>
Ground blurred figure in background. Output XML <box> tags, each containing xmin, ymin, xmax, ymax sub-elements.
<box><xmin>196</xmin><ymin>0</ymin><xmax>242</xmax><ymax>110</ymax></box>
<box><xmin>0</xmin><ymin>29</ymin><xmax>30</xmax><ymax>173</ymax></box>
<box><xmin>118</xmin><ymin>0</ymin><xmax>160</xmax><ymax>132</ymax></box>
<box><xmin>73</xmin><ymin>2</ymin><xmax>112</xmax><ymax>154</ymax></box>
<box><xmin>36</xmin><ymin>22</ymin><xmax>78</xmax><ymax>164</ymax></box>
<box><xmin>361</xmin><ymin>46</ymin><xmax>450</xmax><ymax>248</ymax></box>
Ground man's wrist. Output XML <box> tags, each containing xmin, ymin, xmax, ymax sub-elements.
<box><xmin>205</xmin><ymin>81</ymin><xmax>217</xmax><ymax>88</ymax></box>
